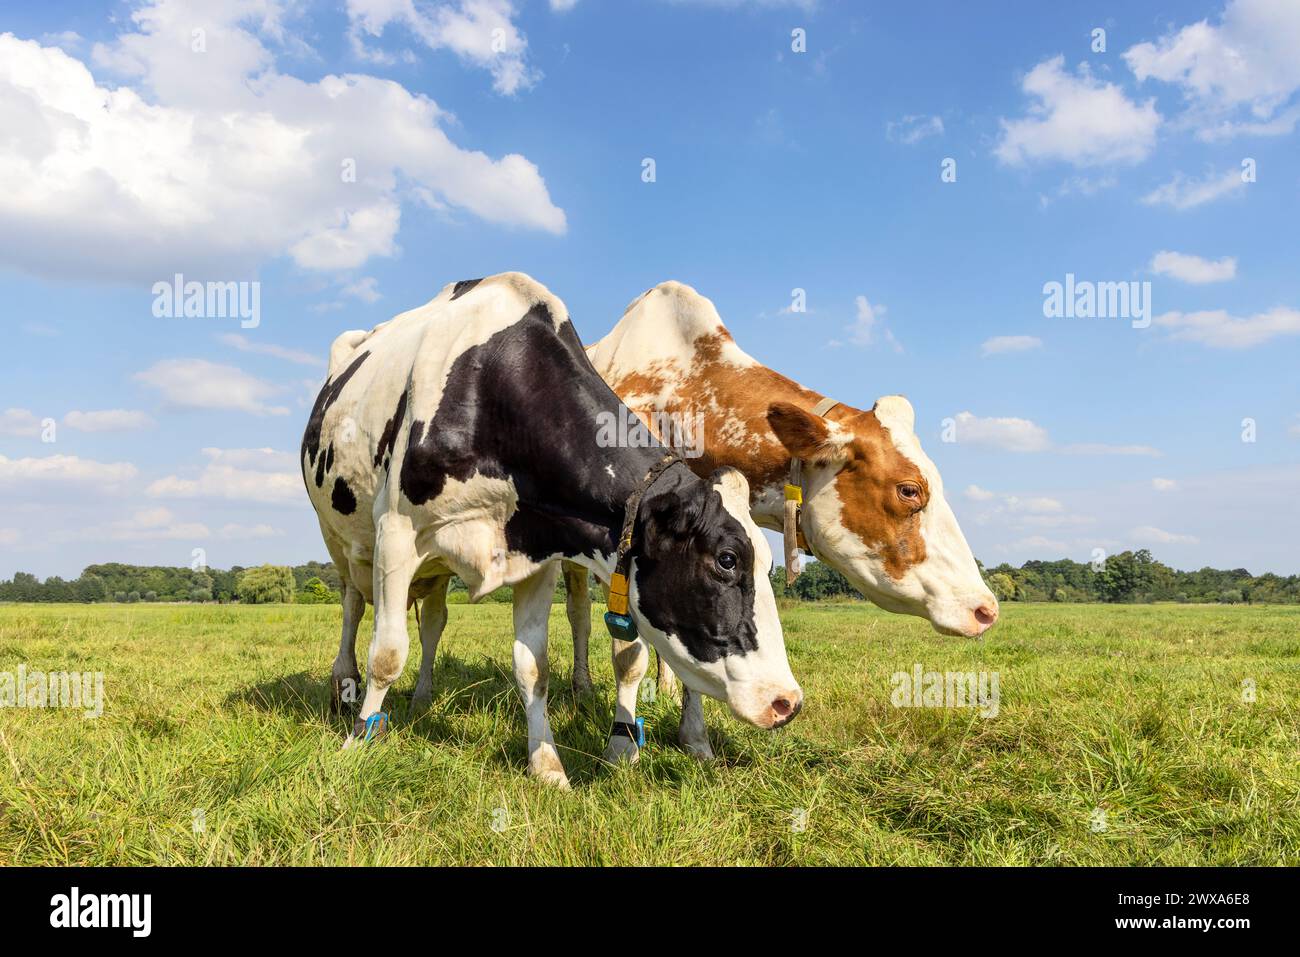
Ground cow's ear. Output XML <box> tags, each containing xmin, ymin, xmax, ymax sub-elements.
<box><xmin>639</xmin><ymin>470</ymin><xmax>703</xmax><ymax>556</ymax></box>
<box><xmin>767</xmin><ymin>402</ymin><xmax>851</xmax><ymax>465</ymax></box>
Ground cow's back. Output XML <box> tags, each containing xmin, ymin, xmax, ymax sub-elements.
<box><xmin>587</xmin><ymin>281</ymin><xmax>817</xmax><ymax>506</ymax></box>
<box><xmin>302</xmin><ymin>272</ymin><xmax>573</xmax><ymax>568</ymax></box>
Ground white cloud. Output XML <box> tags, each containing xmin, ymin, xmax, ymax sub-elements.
<box><xmin>63</xmin><ymin>409</ymin><xmax>155</xmax><ymax>432</ymax></box>
<box><xmin>1152</xmin><ymin>478</ymin><xmax>1178</xmax><ymax>491</ymax></box>
<box><xmin>1131</xmin><ymin>525</ymin><xmax>1199</xmax><ymax>546</ymax></box>
<box><xmin>1000</xmin><ymin>535</ymin><xmax>1069</xmax><ymax>553</ymax></box>
<box><xmin>1007</xmin><ymin>496</ymin><xmax>1064</xmax><ymax>514</ymax></box>
<box><xmin>199</xmin><ymin>447</ymin><xmax>299</xmax><ymax>471</ymax></box>
<box><xmin>971</xmin><ymin>490</ymin><xmax>1091</xmax><ymax>534</ymax></box>
<box><xmin>1150</xmin><ymin>250</ymin><xmax>1237</xmax><ymax>284</ymax></box>
<box><xmin>995</xmin><ymin>56</ymin><xmax>1160</xmax><ymax>167</ymax></box>
<box><xmin>1154</xmin><ymin>306</ymin><xmax>1300</xmax><ymax>349</ymax></box>
<box><xmin>886</xmin><ymin>114</ymin><xmax>943</xmax><ymax>144</ymax></box>
<box><xmin>839</xmin><ymin>295</ymin><xmax>901</xmax><ymax>351</ymax></box>
<box><xmin>964</xmin><ymin>484</ymin><xmax>996</xmax><ymax>501</ymax></box>
<box><xmin>0</xmin><ymin>454</ymin><xmax>137</xmax><ymax>485</ymax></box>
<box><xmin>1124</xmin><ymin>0</ymin><xmax>1300</xmax><ymax>140</ymax></box>
<box><xmin>980</xmin><ymin>335</ymin><xmax>1042</xmax><ymax>357</ymax></box>
<box><xmin>549</xmin><ymin>0</ymin><xmax>579</xmax><ymax>10</ymax></box>
<box><xmin>218</xmin><ymin>333</ymin><xmax>324</xmax><ymax>368</ymax></box>
<box><xmin>949</xmin><ymin>411</ymin><xmax>1051</xmax><ymax>452</ymax></box>
<box><xmin>218</xmin><ymin>522</ymin><xmax>284</xmax><ymax>539</ymax></box>
<box><xmin>1141</xmin><ymin>168</ymin><xmax>1245</xmax><ymax>210</ymax></box>
<box><xmin>147</xmin><ymin>447</ymin><xmax>302</xmax><ymax>504</ymax></box>
<box><xmin>74</xmin><ymin>507</ymin><xmax>209</xmax><ymax>542</ymax></box>
<box><xmin>342</xmin><ymin>277</ymin><xmax>382</xmax><ymax>303</ymax></box>
<box><xmin>0</xmin><ymin>3</ymin><xmax>563</xmax><ymax>283</ymax></box>
<box><xmin>0</xmin><ymin>408</ymin><xmax>43</xmax><ymax>437</ymax></box>
<box><xmin>949</xmin><ymin>412</ymin><xmax>1161</xmax><ymax>457</ymax></box>
<box><xmin>1061</xmin><ymin>443</ymin><xmax>1162</xmax><ymax>457</ymax></box>
<box><xmin>346</xmin><ymin>0</ymin><xmax>538</xmax><ymax>95</ymax></box>
<box><xmin>134</xmin><ymin>359</ymin><xmax>289</xmax><ymax>416</ymax></box>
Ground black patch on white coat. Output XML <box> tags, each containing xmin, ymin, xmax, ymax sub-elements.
<box><xmin>630</xmin><ymin>467</ymin><xmax>759</xmax><ymax>662</ymax></box>
<box><xmin>394</xmin><ymin>305</ymin><xmax>759</xmax><ymax>664</ymax></box>
<box><xmin>450</xmin><ymin>279</ymin><xmax>483</xmax><ymax>301</ymax></box>
<box><xmin>331</xmin><ymin>477</ymin><xmax>357</xmax><ymax>515</ymax></box>
<box><xmin>373</xmin><ymin>391</ymin><xmax>408</xmax><ymax>469</ymax></box>
<box><xmin>302</xmin><ymin>351</ymin><xmax>371</xmax><ymax>475</ymax></box>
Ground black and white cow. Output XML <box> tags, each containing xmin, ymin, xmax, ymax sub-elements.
<box><xmin>301</xmin><ymin>272</ymin><xmax>801</xmax><ymax>787</ymax></box>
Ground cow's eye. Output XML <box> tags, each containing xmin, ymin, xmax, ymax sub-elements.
<box><xmin>717</xmin><ymin>550</ymin><xmax>738</xmax><ymax>572</ymax></box>
<box><xmin>898</xmin><ymin>483</ymin><xmax>922</xmax><ymax>505</ymax></box>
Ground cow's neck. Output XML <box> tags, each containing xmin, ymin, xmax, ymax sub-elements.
<box><xmin>503</xmin><ymin>414</ymin><xmax>679</xmax><ymax>584</ymax></box>
<box><xmin>686</xmin><ymin>365</ymin><xmax>853</xmax><ymax>530</ymax></box>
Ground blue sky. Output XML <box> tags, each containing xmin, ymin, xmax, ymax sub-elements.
<box><xmin>1</xmin><ymin>0</ymin><xmax>1298</xmax><ymax>579</ymax></box>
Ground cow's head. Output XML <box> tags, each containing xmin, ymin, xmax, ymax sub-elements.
<box><xmin>627</xmin><ymin>465</ymin><xmax>802</xmax><ymax>729</ymax></box>
<box><xmin>767</xmin><ymin>396</ymin><xmax>998</xmax><ymax>638</ymax></box>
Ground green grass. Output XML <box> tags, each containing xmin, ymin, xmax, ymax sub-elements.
<box><xmin>0</xmin><ymin>600</ymin><xmax>1297</xmax><ymax>865</ymax></box>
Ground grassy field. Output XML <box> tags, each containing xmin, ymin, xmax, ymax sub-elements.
<box><xmin>0</xmin><ymin>600</ymin><xmax>1297</xmax><ymax>865</ymax></box>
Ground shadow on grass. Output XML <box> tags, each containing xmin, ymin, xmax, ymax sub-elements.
<box><xmin>226</xmin><ymin>656</ymin><xmax>706</xmax><ymax>785</ymax></box>
<box><xmin>226</xmin><ymin>656</ymin><xmax>517</xmax><ymax>729</ymax></box>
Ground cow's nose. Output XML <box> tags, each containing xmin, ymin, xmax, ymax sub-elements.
<box><xmin>770</xmin><ymin>690</ymin><xmax>803</xmax><ymax>728</ymax></box>
<box><xmin>973</xmin><ymin>603</ymin><xmax>999</xmax><ymax>632</ymax></box>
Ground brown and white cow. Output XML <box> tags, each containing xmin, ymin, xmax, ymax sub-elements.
<box><xmin>304</xmin><ymin>273</ymin><xmax>801</xmax><ymax>787</ymax></box>
<box><xmin>559</xmin><ymin>280</ymin><xmax>999</xmax><ymax>760</ymax></box>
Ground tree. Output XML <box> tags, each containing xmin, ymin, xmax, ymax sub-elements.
<box><xmin>1096</xmin><ymin>551</ymin><xmax>1153</xmax><ymax>603</ymax></box>
<box><xmin>75</xmin><ymin>573</ymin><xmax>109</xmax><ymax>603</ymax></box>
<box><xmin>296</xmin><ymin>577</ymin><xmax>338</xmax><ymax>604</ymax></box>
<box><xmin>988</xmin><ymin>573</ymin><xmax>1016</xmax><ymax>601</ymax></box>
<box><xmin>790</xmin><ymin>561</ymin><xmax>859</xmax><ymax>601</ymax></box>
<box><xmin>237</xmin><ymin>565</ymin><xmax>296</xmax><ymax>604</ymax></box>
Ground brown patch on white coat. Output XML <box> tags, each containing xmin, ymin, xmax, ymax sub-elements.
<box><xmin>587</xmin><ymin>280</ymin><xmax>998</xmax><ymax>638</ymax></box>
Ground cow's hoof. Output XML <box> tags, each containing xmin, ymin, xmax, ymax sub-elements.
<box><xmin>678</xmin><ymin>733</ymin><xmax>715</xmax><ymax>761</ymax></box>
<box><xmin>602</xmin><ymin>734</ymin><xmax>640</xmax><ymax>765</ymax></box>
<box><xmin>571</xmin><ymin>671</ymin><xmax>595</xmax><ymax>697</ymax></box>
<box><xmin>531</xmin><ymin>768</ymin><xmax>572</xmax><ymax>790</ymax></box>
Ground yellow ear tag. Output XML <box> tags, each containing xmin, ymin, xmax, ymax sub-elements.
<box><xmin>784</xmin><ymin>483</ymin><xmax>803</xmax><ymax>504</ymax></box>
<box><xmin>608</xmin><ymin>572</ymin><xmax>630</xmax><ymax>615</ymax></box>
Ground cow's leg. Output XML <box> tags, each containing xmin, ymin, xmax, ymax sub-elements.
<box><xmin>410</xmin><ymin>574</ymin><xmax>452</xmax><ymax>712</ymax></box>
<box><xmin>512</xmin><ymin>563</ymin><xmax>568</xmax><ymax>789</ymax></box>
<box><xmin>602</xmin><ymin>635</ymin><xmax>649</xmax><ymax>764</ymax></box>
<box><xmin>677</xmin><ymin>685</ymin><xmax>715</xmax><ymax>760</ymax></box>
<box><xmin>656</xmin><ymin>652</ymin><xmax>678</xmax><ymax>698</ymax></box>
<box><xmin>330</xmin><ymin>582</ymin><xmax>366</xmax><ymax>714</ymax></box>
<box><xmin>345</xmin><ymin>520</ymin><xmax>418</xmax><ymax>747</ymax></box>
<box><xmin>564</xmin><ymin>562</ymin><xmax>594</xmax><ymax>696</ymax></box>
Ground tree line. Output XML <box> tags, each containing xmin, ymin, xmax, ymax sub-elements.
<box><xmin>1</xmin><ymin>550</ymin><xmax>1297</xmax><ymax>605</ymax></box>
<box><xmin>769</xmin><ymin>550</ymin><xmax>1300</xmax><ymax>604</ymax></box>
<box><xmin>0</xmin><ymin>562</ymin><xmax>342</xmax><ymax>605</ymax></box>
